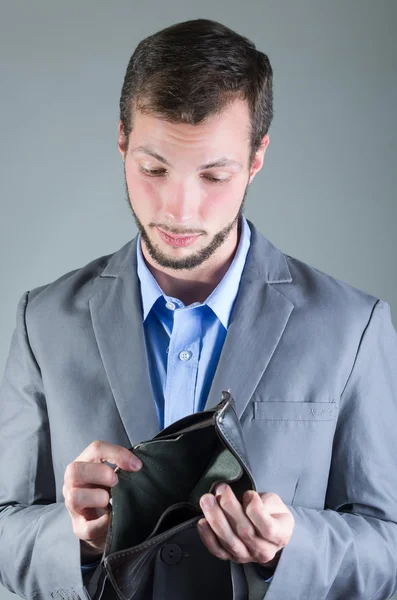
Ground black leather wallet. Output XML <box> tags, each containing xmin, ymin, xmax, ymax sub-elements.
<box><xmin>90</xmin><ymin>390</ymin><xmax>256</xmax><ymax>600</ymax></box>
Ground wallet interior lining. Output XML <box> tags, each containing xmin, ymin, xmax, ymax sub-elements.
<box><xmin>109</xmin><ymin>423</ymin><xmax>247</xmax><ymax>554</ymax></box>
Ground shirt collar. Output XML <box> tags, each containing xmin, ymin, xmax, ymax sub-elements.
<box><xmin>136</xmin><ymin>215</ymin><xmax>251</xmax><ymax>328</ymax></box>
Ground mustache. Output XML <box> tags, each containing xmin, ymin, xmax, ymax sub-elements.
<box><xmin>150</xmin><ymin>224</ymin><xmax>207</xmax><ymax>236</ymax></box>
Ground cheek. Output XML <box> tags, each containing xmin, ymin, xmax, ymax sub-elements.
<box><xmin>201</xmin><ymin>182</ymin><xmax>243</xmax><ymax>217</ymax></box>
<box><xmin>126</xmin><ymin>172</ymin><xmax>161</xmax><ymax>210</ymax></box>
<box><xmin>141</xmin><ymin>178</ymin><xmax>157</xmax><ymax>198</ymax></box>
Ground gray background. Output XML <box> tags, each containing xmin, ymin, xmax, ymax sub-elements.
<box><xmin>0</xmin><ymin>1</ymin><xmax>396</xmax><ymax>598</ymax></box>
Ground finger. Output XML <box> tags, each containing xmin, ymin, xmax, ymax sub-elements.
<box><xmin>74</xmin><ymin>508</ymin><xmax>111</xmax><ymax>543</ymax></box>
<box><xmin>82</xmin><ymin>482</ymin><xmax>117</xmax><ymax>491</ymax></box>
<box><xmin>256</xmin><ymin>491</ymin><xmax>286</xmax><ymax>513</ymax></box>
<box><xmin>80</xmin><ymin>504</ymin><xmax>111</xmax><ymax>525</ymax></box>
<box><xmin>199</xmin><ymin>494</ymin><xmax>251</xmax><ymax>561</ymax></box>
<box><xmin>197</xmin><ymin>519</ymin><xmax>233</xmax><ymax>561</ymax></box>
<box><xmin>197</xmin><ymin>518</ymin><xmax>233</xmax><ymax>560</ymax></box>
<box><xmin>73</xmin><ymin>440</ymin><xmax>143</xmax><ymax>472</ymax></box>
<box><xmin>215</xmin><ymin>485</ymin><xmax>279</xmax><ymax>564</ymax></box>
<box><xmin>64</xmin><ymin>485</ymin><xmax>111</xmax><ymax>519</ymax></box>
<box><xmin>214</xmin><ymin>484</ymin><xmax>258</xmax><ymax>544</ymax></box>
<box><xmin>64</xmin><ymin>461</ymin><xmax>119</xmax><ymax>489</ymax></box>
<box><xmin>244</xmin><ymin>492</ymin><xmax>289</xmax><ymax>547</ymax></box>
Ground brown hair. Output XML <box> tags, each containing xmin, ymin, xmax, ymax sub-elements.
<box><xmin>119</xmin><ymin>18</ymin><xmax>273</xmax><ymax>167</ymax></box>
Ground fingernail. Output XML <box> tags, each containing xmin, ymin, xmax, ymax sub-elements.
<box><xmin>243</xmin><ymin>490</ymin><xmax>256</xmax><ymax>505</ymax></box>
<box><xmin>198</xmin><ymin>519</ymin><xmax>207</xmax><ymax>528</ymax></box>
<box><xmin>129</xmin><ymin>458</ymin><xmax>142</xmax><ymax>470</ymax></box>
<box><xmin>215</xmin><ymin>483</ymin><xmax>227</xmax><ymax>495</ymax></box>
<box><xmin>201</xmin><ymin>495</ymin><xmax>215</xmax><ymax>509</ymax></box>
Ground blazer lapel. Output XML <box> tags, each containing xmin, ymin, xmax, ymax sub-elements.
<box><xmin>88</xmin><ymin>220</ymin><xmax>294</xmax><ymax>443</ymax></box>
<box><xmin>204</xmin><ymin>220</ymin><xmax>294</xmax><ymax>419</ymax></box>
<box><xmin>89</xmin><ymin>236</ymin><xmax>160</xmax><ymax>447</ymax></box>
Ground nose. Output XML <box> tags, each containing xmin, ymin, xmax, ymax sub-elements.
<box><xmin>161</xmin><ymin>180</ymin><xmax>197</xmax><ymax>226</ymax></box>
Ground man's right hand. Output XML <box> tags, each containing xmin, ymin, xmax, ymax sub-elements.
<box><xmin>63</xmin><ymin>440</ymin><xmax>143</xmax><ymax>563</ymax></box>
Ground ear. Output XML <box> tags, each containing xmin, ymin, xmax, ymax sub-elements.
<box><xmin>248</xmin><ymin>134</ymin><xmax>270</xmax><ymax>184</ymax></box>
<box><xmin>118</xmin><ymin>120</ymin><xmax>128</xmax><ymax>159</ymax></box>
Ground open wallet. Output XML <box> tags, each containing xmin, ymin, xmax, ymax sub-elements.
<box><xmin>88</xmin><ymin>390</ymin><xmax>257</xmax><ymax>600</ymax></box>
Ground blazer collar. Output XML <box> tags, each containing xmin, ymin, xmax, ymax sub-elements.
<box><xmin>98</xmin><ymin>219</ymin><xmax>292</xmax><ymax>285</ymax></box>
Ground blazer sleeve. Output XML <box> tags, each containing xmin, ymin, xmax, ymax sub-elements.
<box><xmin>0</xmin><ymin>291</ymin><xmax>90</xmax><ymax>600</ymax></box>
<box><xmin>264</xmin><ymin>299</ymin><xmax>397</xmax><ymax>600</ymax></box>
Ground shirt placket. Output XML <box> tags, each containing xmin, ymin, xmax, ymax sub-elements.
<box><xmin>164</xmin><ymin>306</ymin><xmax>202</xmax><ymax>427</ymax></box>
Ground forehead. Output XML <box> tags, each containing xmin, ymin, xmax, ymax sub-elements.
<box><xmin>129</xmin><ymin>98</ymin><xmax>251</xmax><ymax>157</ymax></box>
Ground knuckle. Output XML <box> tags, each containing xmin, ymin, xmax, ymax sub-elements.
<box><xmin>279</xmin><ymin>532</ymin><xmax>291</xmax><ymax>547</ymax></box>
<box><xmin>64</xmin><ymin>462</ymin><xmax>74</xmax><ymax>483</ymax></box>
<box><xmin>123</xmin><ymin>448</ymin><xmax>136</xmax><ymax>466</ymax></box>
<box><xmin>236</xmin><ymin>524</ymin><xmax>253</xmax><ymax>541</ymax></box>
<box><xmin>79</xmin><ymin>520</ymin><xmax>93</xmax><ymax>541</ymax></box>
<box><xmin>227</xmin><ymin>541</ymin><xmax>241</xmax><ymax>557</ymax></box>
<box><xmin>263</xmin><ymin>491</ymin><xmax>278</xmax><ymax>501</ymax></box>
<box><xmin>68</xmin><ymin>486</ymin><xmax>81</xmax><ymax>508</ymax></box>
<box><xmin>263</xmin><ymin>522</ymin><xmax>275</xmax><ymax>539</ymax></box>
<box><xmin>206</xmin><ymin>540</ymin><xmax>224</xmax><ymax>559</ymax></box>
<box><xmin>71</xmin><ymin>514</ymin><xmax>85</xmax><ymax>535</ymax></box>
<box><xmin>119</xmin><ymin>446</ymin><xmax>130</xmax><ymax>460</ymax></box>
<box><xmin>62</xmin><ymin>483</ymin><xmax>68</xmax><ymax>500</ymax></box>
<box><xmin>71</xmin><ymin>522</ymin><xmax>81</xmax><ymax>538</ymax></box>
<box><xmin>260</xmin><ymin>491</ymin><xmax>278</xmax><ymax>506</ymax></box>
<box><xmin>65</xmin><ymin>461</ymin><xmax>80</xmax><ymax>485</ymax></box>
<box><xmin>255</xmin><ymin>549</ymin><xmax>273</xmax><ymax>564</ymax></box>
<box><xmin>91</xmin><ymin>440</ymin><xmax>104</xmax><ymax>453</ymax></box>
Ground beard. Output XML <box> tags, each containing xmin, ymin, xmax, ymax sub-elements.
<box><xmin>123</xmin><ymin>174</ymin><xmax>249</xmax><ymax>271</ymax></box>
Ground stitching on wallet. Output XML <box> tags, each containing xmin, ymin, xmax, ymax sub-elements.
<box><xmin>107</xmin><ymin>518</ymin><xmax>199</xmax><ymax>559</ymax></box>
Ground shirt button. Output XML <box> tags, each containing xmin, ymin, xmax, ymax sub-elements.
<box><xmin>165</xmin><ymin>301</ymin><xmax>176</xmax><ymax>311</ymax></box>
<box><xmin>179</xmin><ymin>350</ymin><xmax>192</xmax><ymax>361</ymax></box>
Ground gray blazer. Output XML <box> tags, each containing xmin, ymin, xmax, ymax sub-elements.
<box><xmin>1</xmin><ymin>219</ymin><xmax>397</xmax><ymax>600</ymax></box>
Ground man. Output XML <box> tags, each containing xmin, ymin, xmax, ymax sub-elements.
<box><xmin>1</xmin><ymin>17</ymin><xmax>397</xmax><ymax>600</ymax></box>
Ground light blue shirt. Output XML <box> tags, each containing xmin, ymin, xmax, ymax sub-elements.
<box><xmin>81</xmin><ymin>216</ymin><xmax>274</xmax><ymax>582</ymax></box>
<box><xmin>137</xmin><ymin>215</ymin><xmax>251</xmax><ymax>429</ymax></box>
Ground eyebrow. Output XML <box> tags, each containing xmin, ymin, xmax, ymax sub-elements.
<box><xmin>131</xmin><ymin>145</ymin><xmax>243</xmax><ymax>170</ymax></box>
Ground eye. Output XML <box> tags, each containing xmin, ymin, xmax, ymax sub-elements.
<box><xmin>202</xmin><ymin>175</ymin><xmax>230</xmax><ymax>184</ymax></box>
<box><xmin>139</xmin><ymin>166</ymin><xmax>230</xmax><ymax>184</ymax></box>
<box><xmin>140</xmin><ymin>167</ymin><xmax>167</xmax><ymax>177</ymax></box>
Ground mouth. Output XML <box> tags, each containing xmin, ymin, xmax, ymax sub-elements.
<box><xmin>156</xmin><ymin>227</ymin><xmax>201</xmax><ymax>248</ymax></box>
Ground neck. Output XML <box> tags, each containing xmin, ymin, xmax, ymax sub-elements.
<box><xmin>141</xmin><ymin>220</ymin><xmax>242</xmax><ymax>305</ymax></box>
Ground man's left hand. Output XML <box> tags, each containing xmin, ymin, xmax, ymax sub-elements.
<box><xmin>197</xmin><ymin>485</ymin><xmax>294</xmax><ymax>569</ymax></box>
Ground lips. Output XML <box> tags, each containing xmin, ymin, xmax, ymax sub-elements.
<box><xmin>157</xmin><ymin>227</ymin><xmax>201</xmax><ymax>248</ymax></box>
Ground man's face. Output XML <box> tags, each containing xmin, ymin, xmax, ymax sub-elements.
<box><xmin>118</xmin><ymin>98</ymin><xmax>268</xmax><ymax>271</ymax></box>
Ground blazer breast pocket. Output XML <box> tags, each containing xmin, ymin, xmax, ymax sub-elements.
<box><xmin>243</xmin><ymin>399</ymin><xmax>339</xmax><ymax>506</ymax></box>
<box><xmin>253</xmin><ymin>399</ymin><xmax>338</xmax><ymax>421</ymax></box>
